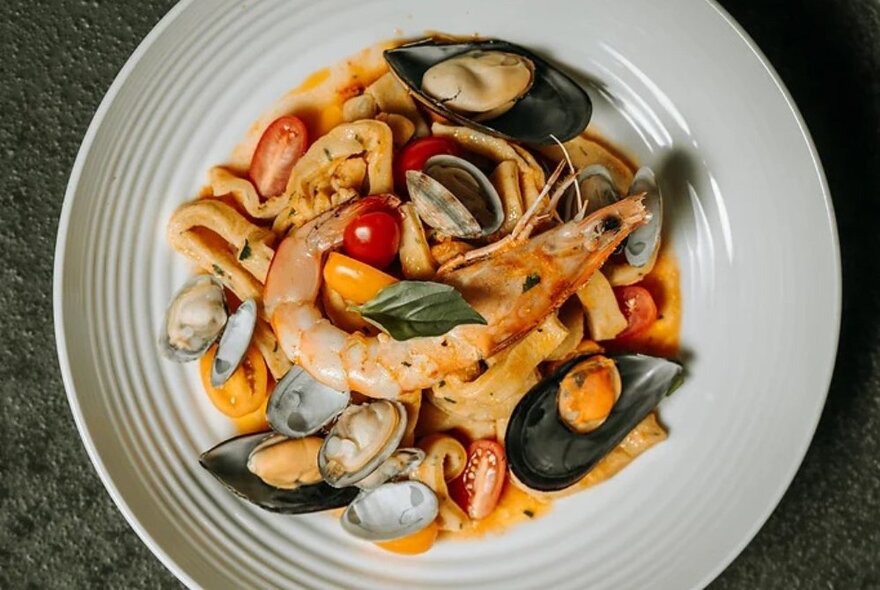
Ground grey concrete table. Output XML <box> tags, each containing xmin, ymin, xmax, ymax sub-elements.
<box><xmin>1</xmin><ymin>1</ymin><xmax>877</xmax><ymax>588</ymax></box>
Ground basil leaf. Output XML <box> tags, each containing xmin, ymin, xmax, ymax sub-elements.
<box><xmin>350</xmin><ymin>281</ymin><xmax>487</xmax><ymax>341</ymax></box>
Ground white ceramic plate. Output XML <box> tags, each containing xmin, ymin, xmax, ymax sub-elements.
<box><xmin>54</xmin><ymin>0</ymin><xmax>840</xmax><ymax>588</ymax></box>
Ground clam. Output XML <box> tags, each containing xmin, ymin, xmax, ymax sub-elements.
<box><xmin>354</xmin><ymin>448</ymin><xmax>426</xmax><ymax>491</ymax></box>
<box><xmin>267</xmin><ymin>366</ymin><xmax>350</xmax><ymax>438</ymax></box>
<box><xmin>385</xmin><ymin>38</ymin><xmax>592</xmax><ymax>144</ymax></box>
<box><xmin>341</xmin><ymin>481</ymin><xmax>439</xmax><ymax>541</ymax></box>
<box><xmin>210</xmin><ymin>298</ymin><xmax>257</xmax><ymax>387</ymax></box>
<box><xmin>159</xmin><ymin>275</ymin><xmax>228</xmax><ymax>362</ymax></box>
<box><xmin>199</xmin><ymin>432</ymin><xmax>358</xmax><ymax>514</ymax></box>
<box><xmin>624</xmin><ymin>167</ymin><xmax>663</xmax><ymax>267</ymax></box>
<box><xmin>319</xmin><ymin>400</ymin><xmax>407</xmax><ymax>488</ymax></box>
<box><xmin>506</xmin><ymin>354</ymin><xmax>684</xmax><ymax>491</ymax></box>
<box><xmin>406</xmin><ymin>154</ymin><xmax>503</xmax><ymax>239</ymax></box>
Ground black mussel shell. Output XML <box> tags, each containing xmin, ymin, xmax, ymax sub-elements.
<box><xmin>384</xmin><ymin>38</ymin><xmax>592</xmax><ymax>145</ymax></box>
<box><xmin>506</xmin><ymin>354</ymin><xmax>684</xmax><ymax>491</ymax></box>
<box><xmin>199</xmin><ymin>432</ymin><xmax>358</xmax><ymax>514</ymax></box>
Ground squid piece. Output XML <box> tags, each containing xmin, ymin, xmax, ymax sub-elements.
<box><xmin>208</xmin><ymin>166</ymin><xmax>289</xmax><ymax>220</ymax></box>
<box><xmin>273</xmin><ymin>120</ymin><xmax>393</xmax><ymax>233</ymax></box>
<box><xmin>364</xmin><ymin>73</ymin><xmax>429</xmax><ymax>138</ymax></box>
<box><xmin>413</xmin><ymin>434</ymin><xmax>469</xmax><ymax>532</ymax></box>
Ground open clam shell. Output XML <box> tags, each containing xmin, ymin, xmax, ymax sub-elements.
<box><xmin>341</xmin><ymin>481</ymin><xmax>439</xmax><ymax>541</ymax></box>
<box><xmin>624</xmin><ymin>167</ymin><xmax>663</xmax><ymax>267</ymax></box>
<box><xmin>506</xmin><ymin>354</ymin><xmax>684</xmax><ymax>492</ymax></box>
<box><xmin>385</xmin><ymin>38</ymin><xmax>592</xmax><ymax>144</ymax></box>
<box><xmin>159</xmin><ymin>275</ymin><xmax>228</xmax><ymax>363</ymax></box>
<box><xmin>406</xmin><ymin>154</ymin><xmax>504</xmax><ymax>239</ymax></box>
<box><xmin>199</xmin><ymin>432</ymin><xmax>358</xmax><ymax>514</ymax></box>
<box><xmin>267</xmin><ymin>366</ymin><xmax>351</xmax><ymax>438</ymax></box>
<box><xmin>210</xmin><ymin>298</ymin><xmax>257</xmax><ymax>387</ymax></box>
<box><xmin>319</xmin><ymin>400</ymin><xmax>408</xmax><ymax>488</ymax></box>
<box><xmin>354</xmin><ymin>448</ymin><xmax>426</xmax><ymax>491</ymax></box>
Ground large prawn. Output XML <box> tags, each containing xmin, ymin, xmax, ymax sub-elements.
<box><xmin>264</xmin><ymin>168</ymin><xmax>648</xmax><ymax>399</ymax></box>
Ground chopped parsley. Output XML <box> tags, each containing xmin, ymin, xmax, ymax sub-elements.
<box><xmin>401</xmin><ymin>361</ymin><xmax>412</xmax><ymax>367</ymax></box>
<box><xmin>522</xmin><ymin>273</ymin><xmax>541</xmax><ymax>292</ymax></box>
<box><xmin>523</xmin><ymin>510</ymin><xmax>535</xmax><ymax>518</ymax></box>
<box><xmin>323</xmin><ymin>147</ymin><xmax>333</xmax><ymax>162</ymax></box>
<box><xmin>212</xmin><ymin>264</ymin><xmax>225</xmax><ymax>277</ymax></box>
<box><xmin>438</xmin><ymin>379</ymin><xmax>446</xmax><ymax>388</ymax></box>
<box><xmin>238</xmin><ymin>240</ymin><xmax>252</xmax><ymax>261</ymax></box>
<box><xmin>443</xmin><ymin>396</ymin><xmax>457</xmax><ymax>404</ymax></box>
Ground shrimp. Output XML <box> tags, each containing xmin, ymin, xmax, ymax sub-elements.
<box><xmin>265</xmin><ymin>192</ymin><xmax>647</xmax><ymax>399</ymax></box>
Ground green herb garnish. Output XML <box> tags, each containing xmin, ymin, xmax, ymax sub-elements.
<box><xmin>350</xmin><ymin>281</ymin><xmax>486</xmax><ymax>341</ymax></box>
<box><xmin>524</xmin><ymin>510</ymin><xmax>535</xmax><ymax>518</ymax></box>
<box><xmin>523</xmin><ymin>273</ymin><xmax>541</xmax><ymax>292</ymax></box>
<box><xmin>323</xmin><ymin>148</ymin><xmax>333</xmax><ymax>162</ymax></box>
<box><xmin>238</xmin><ymin>240</ymin><xmax>252</xmax><ymax>261</ymax></box>
<box><xmin>212</xmin><ymin>264</ymin><xmax>225</xmax><ymax>277</ymax></box>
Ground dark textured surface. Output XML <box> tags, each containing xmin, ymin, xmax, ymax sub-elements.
<box><xmin>0</xmin><ymin>0</ymin><xmax>877</xmax><ymax>588</ymax></box>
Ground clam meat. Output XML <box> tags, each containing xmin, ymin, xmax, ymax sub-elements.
<box><xmin>319</xmin><ymin>400</ymin><xmax>407</xmax><ymax>488</ymax></box>
<box><xmin>159</xmin><ymin>275</ymin><xmax>228</xmax><ymax>363</ymax></box>
<box><xmin>267</xmin><ymin>365</ymin><xmax>351</xmax><ymax>438</ymax></box>
<box><xmin>199</xmin><ymin>432</ymin><xmax>358</xmax><ymax>514</ymax></box>
<box><xmin>385</xmin><ymin>38</ymin><xmax>592</xmax><ymax>144</ymax></box>
<box><xmin>341</xmin><ymin>481</ymin><xmax>439</xmax><ymax>541</ymax></box>
<box><xmin>210</xmin><ymin>298</ymin><xmax>257</xmax><ymax>387</ymax></box>
<box><xmin>406</xmin><ymin>154</ymin><xmax>504</xmax><ymax>239</ymax></box>
<box><xmin>506</xmin><ymin>354</ymin><xmax>684</xmax><ymax>491</ymax></box>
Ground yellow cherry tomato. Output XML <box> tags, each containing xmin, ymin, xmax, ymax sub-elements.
<box><xmin>323</xmin><ymin>252</ymin><xmax>397</xmax><ymax>305</ymax></box>
<box><xmin>233</xmin><ymin>381</ymin><xmax>272</xmax><ymax>434</ymax></box>
<box><xmin>200</xmin><ymin>344</ymin><xmax>268</xmax><ymax>418</ymax></box>
<box><xmin>375</xmin><ymin>521</ymin><xmax>439</xmax><ymax>555</ymax></box>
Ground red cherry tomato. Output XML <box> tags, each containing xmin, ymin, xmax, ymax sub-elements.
<box><xmin>449</xmin><ymin>440</ymin><xmax>507</xmax><ymax>520</ymax></box>
<box><xmin>249</xmin><ymin>115</ymin><xmax>309</xmax><ymax>198</ymax></box>
<box><xmin>614</xmin><ymin>285</ymin><xmax>658</xmax><ymax>339</ymax></box>
<box><xmin>343</xmin><ymin>211</ymin><xmax>401</xmax><ymax>269</ymax></box>
<box><xmin>394</xmin><ymin>136</ymin><xmax>461</xmax><ymax>192</ymax></box>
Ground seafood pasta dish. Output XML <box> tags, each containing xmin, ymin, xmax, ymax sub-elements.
<box><xmin>160</xmin><ymin>36</ymin><xmax>684</xmax><ymax>554</ymax></box>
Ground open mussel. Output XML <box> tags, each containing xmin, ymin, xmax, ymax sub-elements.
<box><xmin>319</xmin><ymin>400</ymin><xmax>408</xmax><ymax>488</ymax></box>
<box><xmin>159</xmin><ymin>275</ymin><xmax>228</xmax><ymax>362</ymax></box>
<box><xmin>199</xmin><ymin>432</ymin><xmax>358</xmax><ymax>514</ymax></box>
<box><xmin>385</xmin><ymin>38</ymin><xmax>592</xmax><ymax>144</ymax></box>
<box><xmin>267</xmin><ymin>366</ymin><xmax>350</xmax><ymax>438</ymax></box>
<box><xmin>341</xmin><ymin>481</ymin><xmax>439</xmax><ymax>541</ymax></box>
<box><xmin>506</xmin><ymin>354</ymin><xmax>684</xmax><ymax>492</ymax></box>
<box><xmin>406</xmin><ymin>154</ymin><xmax>504</xmax><ymax>238</ymax></box>
<box><xmin>210</xmin><ymin>298</ymin><xmax>257</xmax><ymax>387</ymax></box>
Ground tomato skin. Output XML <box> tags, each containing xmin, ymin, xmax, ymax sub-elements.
<box><xmin>450</xmin><ymin>440</ymin><xmax>507</xmax><ymax>520</ymax></box>
<box><xmin>343</xmin><ymin>211</ymin><xmax>401</xmax><ymax>269</ymax></box>
<box><xmin>248</xmin><ymin>115</ymin><xmax>309</xmax><ymax>197</ymax></box>
<box><xmin>394</xmin><ymin>136</ymin><xmax>461</xmax><ymax>192</ymax></box>
<box><xmin>323</xmin><ymin>252</ymin><xmax>398</xmax><ymax>304</ymax></box>
<box><xmin>199</xmin><ymin>345</ymin><xmax>268</xmax><ymax>418</ymax></box>
<box><xmin>614</xmin><ymin>285</ymin><xmax>659</xmax><ymax>339</ymax></box>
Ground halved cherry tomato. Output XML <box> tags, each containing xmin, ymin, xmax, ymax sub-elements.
<box><xmin>449</xmin><ymin>440</ymin><xmax>507</xmax><ymax>520</ymax></box>
<box><xmin>394</xmin><ymin>136</ymin><xmax>461</xmax><ymax>192</ymax></box>
<box><xmin>614</xmin><ymin>285</ymin><xmax>658</xmax><ymax>340</ymax></box>
<box><xmin>323</xmin><ymin>252</ymin><xmax>398</xmax><ymax>304</ymax></box>
<box><xmin>343</xmin><ymin>211</ymin><xmax>401</xmax><ymax>269</ymax></box>
<box><xmin>249</xmin><ymin>115</ymin><xmax>309</xmax><ymax>198</ymax></box>
<box><xmin>374</xmin><ymin>521</ymin><xmax>439</xmax><ymax>555</ymax></box>
<box><xmin>199</xmin><ymin>344</ymin><xmax>268</xmax><ymax>418</ymax></box>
